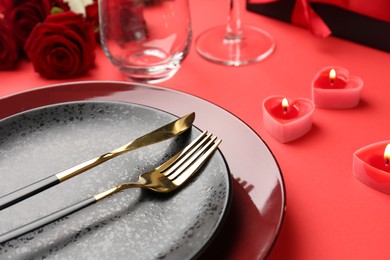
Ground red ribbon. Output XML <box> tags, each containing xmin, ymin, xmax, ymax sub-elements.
<box><xmin>249</xmin><ymin>0</ymin><xmax>332</xmax><ymax>37</ymax></box>
<box><xmin>292</xmin><ymin>0</ymin><xmax>331</xmax><ymax>37</ymax></box>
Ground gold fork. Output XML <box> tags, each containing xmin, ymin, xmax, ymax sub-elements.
<box><xmin>0</xmin><ymin>131</ymin><xmax>221</xmax><ymax>244</ymax></box>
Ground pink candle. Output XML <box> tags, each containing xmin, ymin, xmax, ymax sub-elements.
<box><xmin>353</xmin><ymin>141</ymin><xmax>390</xmax><ymax>194</ymax></box>
<box><xmin>263</xmin><ymin>96</ymin><xmax>314</xmax><ymax>143</ymax></box>
<box><xmin>312</xmin><ymin>66</ymin><xmax>363</xmax><ymax>109</ymax></box>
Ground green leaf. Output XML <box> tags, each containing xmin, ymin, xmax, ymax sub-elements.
<box><xmin>51</xmin><ymin>7</ymin><xmax>64</xmax><ymax>15</ymax></box>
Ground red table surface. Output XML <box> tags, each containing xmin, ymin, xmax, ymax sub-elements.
<box><xmin>1</xmin><ymin>0</ymin><xmax>390</xmax><ymax>259</ymax></box>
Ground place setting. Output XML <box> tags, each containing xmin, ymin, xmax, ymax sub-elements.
<box><xmin>0</xmin><ymin>101</ymin><xmax>230</xmax><ymax>259</ymax></box>
<box><xmin>1</xmin><ymin>0</ymin><xmax>390</xmax><ymax>258</ymax></box>
<box><xmin>0</xmin><ymin>81</ymin><xmax>285</xmax><ymax>259</ymax></box>
<box><xmin>0</xmin><ymin>0</ymin><xmax>286</xmax><ymax>258</ymax></box>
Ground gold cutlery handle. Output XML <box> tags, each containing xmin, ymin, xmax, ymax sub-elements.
<box><xmin>55</xmin><ymin>152</ymin><xmax>117</xmax><ymax>182</ymax></box>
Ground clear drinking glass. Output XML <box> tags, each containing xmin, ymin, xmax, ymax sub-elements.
<box><xmin>195</xmin><ymin>0</ymin><xmax>275</xmax><ymax>66</ymax></box>
<box><xmin>99</xmin><ymin>0</ymin><xmax>192</xmax><ymax>83</ymax></box>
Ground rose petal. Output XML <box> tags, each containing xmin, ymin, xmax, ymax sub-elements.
<box><xmin>25</xmin><ymin>12</ymin><xmax>96</xmax><ymax>79</ymax></box>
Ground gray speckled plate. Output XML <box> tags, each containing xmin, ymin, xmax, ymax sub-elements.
<box><xmin>0</xmin><ymin>101</ymin><xmax>231</xmax><ymax>260</ymax></box>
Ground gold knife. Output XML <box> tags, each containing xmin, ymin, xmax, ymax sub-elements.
<box><xmin>0</xmin><ymin>112</ymin><xmax>195</xmax><ymax>210</ymax></box>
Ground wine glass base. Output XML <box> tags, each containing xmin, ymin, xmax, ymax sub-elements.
<box><xmin>121</xmin><ymin>70</ymin><xmax>178</xmax><ymax>84</ymax></box>
<box><xmin>112</xmin><ymin>51</ymin><xmax>183</xmax><ymax>84</ymax></box>
<box><xmin>195</xmin><ymin>25</ymin><xmax>275</xmax><ymax>66</ymax></box>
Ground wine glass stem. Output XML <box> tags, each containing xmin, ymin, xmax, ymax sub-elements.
<box><xmin>226</xmin><ymin>0</ymin><xmax>243</xmax><ymax>40</ymax></box>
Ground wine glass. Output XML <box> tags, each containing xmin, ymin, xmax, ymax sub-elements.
<box><xmin>195</xmin><ymin>0</ymin><xmax>275</xmax><ymax>66</ymax></box>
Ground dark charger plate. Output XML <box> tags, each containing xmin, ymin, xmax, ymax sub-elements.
<box><xmin>0</xmin><ymin>101</ymin><xmax>231</xmax><ymax>259</ymax></box>
<box><xmin>0</xmin><ymin>81</ymin><xmax>285</xmax><ymax>259</ymax></box>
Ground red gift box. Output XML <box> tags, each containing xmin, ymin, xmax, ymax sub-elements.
<box><xmin>247</xmin><ymin>0</ymin><xmax>390</xmax><ymax>52</ymax></box>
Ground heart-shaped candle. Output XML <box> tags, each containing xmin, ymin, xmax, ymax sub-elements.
<box><xmin>353</xmin><ymin>141</ymin><xmax>390</xmax><ymax>194</ymax></box>
<box><xmin>263</xmin><ymin>96</ymin><xmax>314</xmax><ymax>143</ymax></box>
<box><xmin>312</xmin><ymin>66</ymin><xmax>363</xmax><ymax>109</ymax></box>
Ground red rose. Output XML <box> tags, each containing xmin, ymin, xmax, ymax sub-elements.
<box><xmin>0</xmin><ymin>0</ymin><xmax>10</xmax><ymax>15</ymax></box>
<box><xmin>24</xmin><ymin>11</ymin><xmax>96</xmax><ymax>79</ymax></box>
<box><xmin>0</xmin><ymin>20</ymin><xmax>19</xmax><ymax>70</ymax></box>
<box><xmin>2</xmin><ymin>0</ymin><xmax>50</xmax><ymax>49</ymax></box>
<box><xmin>85</xmin><ymin>1</ymin><xmax>99</xmax><ymax>40</ymax></box>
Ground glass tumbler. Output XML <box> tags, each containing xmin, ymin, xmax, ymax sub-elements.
<box><xmin>99</xmin><ymin>0</ymin><xmax>192</xmax><ymax>83</ymax></box>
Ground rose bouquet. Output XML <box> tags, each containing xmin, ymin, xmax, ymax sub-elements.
<box><xmin>0</xmin><ymin>0</ymin><xmax>98</xmax><ymax>79</ymax></box>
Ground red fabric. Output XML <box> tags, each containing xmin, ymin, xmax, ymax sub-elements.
<box><xmin>291</xmin><ymin>0</ymin><xmax>331</xmax><ymax>37</ymax></box>
<box><xmin>249</xmin><ymin>0</ymin><xmax>390</xmax><ymax>37</ymax></box>
<box><xmin>247</xmin><ymin>0</ymin><xmax>332</xmax><ymax>37</ymax></box>
<box><xmin>310</xmin><ymin>0</ymin><xmax>390</xmax><ymax>22</ymax></box>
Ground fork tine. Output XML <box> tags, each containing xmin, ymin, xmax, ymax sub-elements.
<box><xmin>172</xmin><ymin>137</ymin><xmax>222</xmax><ymax>186</ymax></box>
<box><xmin>156</xmin><ymin>131</ymin><xmax>209</xmax><ymax>172</ymax></box>
<box><xmin>165</xmin><ymin>134</ymin><xmax>217</xmax><ymax>179</ymax></box>
<box><xmin>162</xmin><ymin>132</ymin><xmax>212</xmax><ymax>177</ymax></box>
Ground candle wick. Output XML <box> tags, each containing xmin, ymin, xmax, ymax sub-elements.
<box><xmin>330</xmin><ymin>78</ymin><xmax>334</xmax><ymax>85</ymax></box>
<box><xmin>386</xmin><ymin>158</ymin><xmax>389</xmax><ymax>166</ymax></box>
<box><xmin>283</xmin><ymin>107</ymin><xmax>287</xmax><ymax>113</ymax></box>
